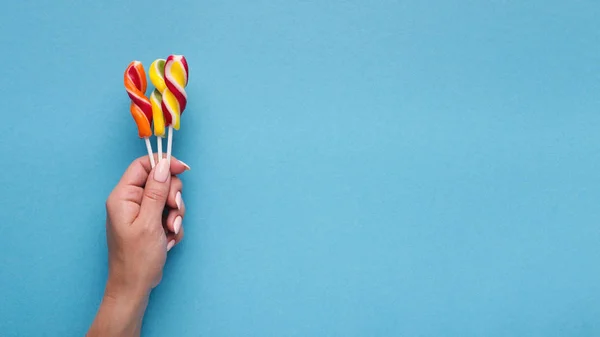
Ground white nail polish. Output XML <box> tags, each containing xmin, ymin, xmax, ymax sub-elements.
<box><xmin>154</xmin><ymin>159</ymin><xmax>170</xmax><ymax>183</ymax></box>
<box><xmin>178</xmin><ymin>160</ymin><xmax>191</xmax><ymax>170</ymax></box>
<box><xmin>176</xmin><ymin>191</ymin><xmax>183</xmax><ymax>210</ymax></box>
<box><xmin>173</xmin><ymin>216</ymin><xmax>182</xmax><ymax>235</ymax></box>
<box><xmin>167</xmin><ymin>240</ymin><xmax>175</xmax><ymax>252</ymax></box>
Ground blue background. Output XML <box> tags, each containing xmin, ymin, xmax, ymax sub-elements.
<box><xmin>1</xmin><ymin>0</ymin><xmax>599</xmax><ymax>336</ymax></box>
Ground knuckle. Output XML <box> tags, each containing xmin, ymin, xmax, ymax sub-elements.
<box><xmin>106</xmin><ymin>186</ymin><xmax>144</xmax><ymax>211</ymax></box>
<box><xmin>143</xmin><ymin>187</ymin><xmax>167</xmax><ymax>202</ymax></box>
<box><xmin>105</xmin><ymin>194</ymin><xmax>117</xmax><ymax>211</ymax></box>
<box><xmin>122</xmin><ymin>186</ymin><xmax>143</xmax><ymax>203</ymax></box>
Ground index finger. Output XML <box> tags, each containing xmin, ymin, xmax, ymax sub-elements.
<box><xmin>118</xmin><ymin>154</ymin><xmax>190</xmax><ymax>189</ymax></box>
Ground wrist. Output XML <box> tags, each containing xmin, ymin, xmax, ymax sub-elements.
<box><xmin>87</xmin><ymin>281</ymin><xmax>150</xmax><ymax>337</ymax></box>
<box><xmin>105</xmin><ymin>268</ymin><xmax>153</xmax><ymax>300</ymax></box>
<box><xmin>104</xmin><ymin>278</ymin><xmax>150</xmax><ymax>311</ymax></box>
<box><xmin>102</xmin><ymin>277</ymin><xmax>150</xmax><ymax>328</ymax></box>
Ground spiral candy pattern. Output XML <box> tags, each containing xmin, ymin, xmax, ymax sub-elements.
<box><xmin>124</xmin><ymin>61</ymin><xmax>153</xmax><ymax>138</ymax></box>
<box><xmin>149</xmin><ymin>59</ymin><xmax>166</xmax><ymax>137</ymax></box>
<box><xmin>161</xmin><ymin>55</ymin><xmax>189</xmax><ymax>130</ymax></box>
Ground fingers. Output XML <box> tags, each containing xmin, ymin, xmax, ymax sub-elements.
<box><xmin>165</xmin><ymin>209</ymin><xmax>185</xmax><ymax>251</ymax></box>
<box><xmin>167</xmin><ymin>226</ymin><xmax>184</xmax><ymax>251</ymax></box>
<box><xmin>138</xmin><ymin>154</ymin><xmax>190</xmax><ymax>177</ymax></box>
<box><xmin>163</xmin><ymin>177</ymin><xmax>185</xmax><ymax>251</ymax></box>
<box><xmin>109</xmin><ymin>155</ymin><xmax>189</xmax><ymax>212</ymax></box>
<box><xmin>118</xmin><ymin>154</ymin><xmax>190</xmax><ymax>190</ymax></box>
<box><xmin>138</xmin><ymin>160</ymin><xmax>172</xmax><ymax>223</ymax></box>
<box><xmin>164</xmin><ymin>208</ymin><xmax>185</xmax><ymax>235</ymax></box>
<box><xmin>167</xmin><ymin>177</ymin><xmax>185</xmax><ymax>212</ymax></box>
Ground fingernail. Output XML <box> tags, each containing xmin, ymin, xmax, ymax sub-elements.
<box><xmin>175</xmin><ymin>191</ymin><xmax>183</xmax><ymax>210</ymax></box>
<box><xmin>154</xmin><ymin>159</ymin><xmax>170</xmax><ymax>182</ymax></box>
<box><xmin>178</xmin><ymin>160</ymin><xmax>191</xmax><ymax>171</ymax></box>
<box><xmin>173</xmin><ymin>216</ymin><xmax>182</xmax><ymax>235</ymax></box>
<box><xmin>167</xmin><ymin>240</ymin><xmax>175</xmax><ymax>252</ymax></box>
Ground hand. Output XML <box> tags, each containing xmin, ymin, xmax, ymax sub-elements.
<box><xmin>106</xmin><ymin>155</ymin><xmax>188</xmax><ymax>293</ymax></box>
<box><xmin>88</xmin><ymin>155</ymin><xmax>190</xmax><ymax>337</ymax></box>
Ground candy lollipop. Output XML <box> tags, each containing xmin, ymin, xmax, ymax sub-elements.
<box><xmin>149</xmin><ymin>59</ymin><xmax>166</xmax><ymax>162</ymax></box>
<box><xmin>124</xmin><ymin>61</ymin><xmax>155</xmax><ymax>167</ymax></box>
<box><xmin>162</xmin><ymin>55</ymin><xmax>189</xmax><ymax>161</ymax></box>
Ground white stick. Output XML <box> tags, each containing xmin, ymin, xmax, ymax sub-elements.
<box><xmin>157</xmin><ymin>137</ymin><xmax>163</xmax><ymax>162</ymax></box>
<box><xmin>144</xmin><ymin>137</ymin><xmax>156</xmax><ymax>168</ymax></box>
<box><xmin>167</xmin><ymin>126</ymin><xmax>173</xmax><ymax>162</ymax></box>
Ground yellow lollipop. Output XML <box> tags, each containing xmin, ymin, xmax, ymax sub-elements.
<box><xmin>149</xmin><ymin>59</ymin><xmax>167</xmax><ymax>160</ymax></box>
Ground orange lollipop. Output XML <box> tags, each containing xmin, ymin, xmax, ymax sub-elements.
<box><xmin>124</xmin><ymin>61</ymin><xmax>155</xmax><ymax>167</ymax></box>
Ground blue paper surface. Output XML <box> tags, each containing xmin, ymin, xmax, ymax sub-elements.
<box><xmin>1</xmin><ymin>1</ymin><xmax>599</xmax><ymax>336</ymax></box>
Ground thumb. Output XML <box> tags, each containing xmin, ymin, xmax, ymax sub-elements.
<box><xmin>139</xmin><ymin>159</ymin><xmax>171</xmax><ymax>222</ymax></box>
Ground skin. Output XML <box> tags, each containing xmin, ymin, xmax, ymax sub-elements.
<box><xmin>87</xmin><ymin>155</ymin><xmax>189</xmax><ymax>337</ymax></box>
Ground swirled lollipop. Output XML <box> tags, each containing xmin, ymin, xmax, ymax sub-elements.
<box><xmin>149</xmin><ymin>59</ymin><xmax>166</xmax><ymax>162</ymax></box>
<box><xmin>161</xmin><ymin>55</ymin><xmax>189</xmax><ymax>161</ymax></box>
<box><xmin>124</xmin><ymin>61</ymin><xmax>155</xmax><ymax>167</ymax></box>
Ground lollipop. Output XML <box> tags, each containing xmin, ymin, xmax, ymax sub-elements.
<box><xmin>162</xmin><ymin>55</ymin><xmax>189</xmax><ymax>161</ymax></box>
<box><xmin>149</xmin><ymin>59</ymin><xmax>166</xmax><ymax>162</ymax></box>
<box><xmin>124</xmin><ymin>61</ymin><xmax>155</xmax><ymax>167</ymax></box>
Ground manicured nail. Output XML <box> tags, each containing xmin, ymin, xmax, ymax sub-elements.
<box><xmin>154</xmin><ymin>159</ymin><xmax>170</xmax><ymax>182</ymax></box>
<box><xmin>175</xmin><ymin>191</ymin><xmax>183</xmax><ymax>210</ymax></box>
<box><xmin>173</xmin><ymin>216</ymin><xmax>182</xmax><ymax>235</ymax></box>
<box><xmin>178</xmin><ymin>160</ymin><xmax>191</xmax><ymax>171</ymax></box>
<box><xmin>167</xmin><ymin>240</ymin><xmax>176</xmax><ymax>251</ymax></box>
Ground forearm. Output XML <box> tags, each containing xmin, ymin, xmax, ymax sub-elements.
<box><xmin>87</xmin><ymin>282</ymin><xmax>149</xmax><ymax>337</ymax></box>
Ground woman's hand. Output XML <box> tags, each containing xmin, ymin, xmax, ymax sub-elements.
<box><xmin>88</xmin><ymin>155</ymin><xmax>189</xmax><ymax>337</ymax></box>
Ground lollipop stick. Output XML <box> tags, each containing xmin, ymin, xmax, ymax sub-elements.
<box><xmin>144</xmin><ymin>137</ymin><xmax>156</xmax><ymax>168</ymax></box>
<box><xmin>167</xmin><ymin>126</ymin><xmax>173</xmax><ymax>162</ymax></box>
<box><xmin>157</xmin><ymin>137</ymin><xmax>163</xmax><ymax>162</ymax></box>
